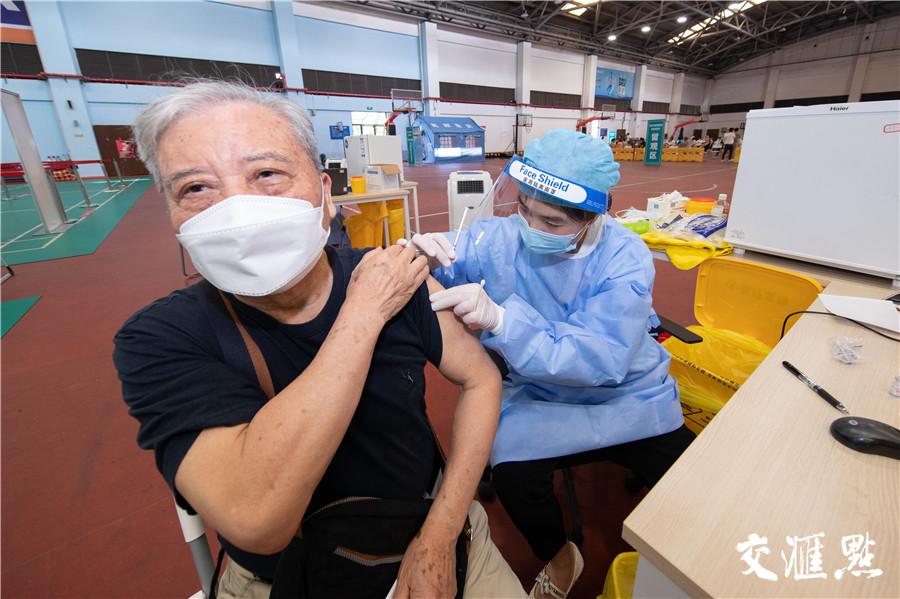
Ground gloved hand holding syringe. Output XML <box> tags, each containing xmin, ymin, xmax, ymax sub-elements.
<box><xmin>397</xmin><ymin>180</ymin><xmax>495</xmax><ymax>268</ymax></box>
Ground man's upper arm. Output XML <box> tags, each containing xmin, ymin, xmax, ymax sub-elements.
<box><xmin>425</xmin><ymin>277</ymin><xmax>500</xmax><ymax>387</ymax></box>
<box><xmin>113</xmin><ymin>299</ymin><xmax>265</xmax><ymax>506</ymax></box>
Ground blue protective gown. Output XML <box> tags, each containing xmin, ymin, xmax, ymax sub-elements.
<box><xmin>434</xmin><ymin>215</ymin><xmax>684</xmax><ymax>465</ymax></box>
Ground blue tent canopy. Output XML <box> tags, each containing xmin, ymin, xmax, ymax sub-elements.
<box><xmin>413</xmin><ymin>115</ymin><xmax>484</xmax><ymax>163</ymax></box>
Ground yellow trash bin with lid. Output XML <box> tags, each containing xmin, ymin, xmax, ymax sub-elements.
<box><xmin>662</xmin><ymin>257</ymin><xmax>824</xmax><ymax>434</ymax></box>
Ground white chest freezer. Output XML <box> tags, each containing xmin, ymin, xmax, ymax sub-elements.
<box><xmin>344</xmin><ymin>135</ymin><xmax>404</xmax><ymax>180</ymax></box>
<box><xmin>725</xmin><ymin>100</ymin><xmax>899</xmax><ymax>281</ymax></box>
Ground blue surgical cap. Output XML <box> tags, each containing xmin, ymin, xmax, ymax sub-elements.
<box><xmin>524</xmin><ymin>129</ymin><xmax>621</xmax><ymax>197</ymax></box>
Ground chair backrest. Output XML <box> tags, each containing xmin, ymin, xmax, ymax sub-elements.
<box><xmin>693</xmin><ymin>257</ymin><xmax>824</xmax><ymax>348</ymax></box>
<box><xmin>174</xmin><ymin>497</ymin><xmax>216</xmax><ymax>598</ymax></box>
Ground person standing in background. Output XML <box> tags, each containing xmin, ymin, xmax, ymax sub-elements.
<box><xmin>721</xmin><ymin>128</ymin><xmax>737</xmax><ymax>161</ymax></box>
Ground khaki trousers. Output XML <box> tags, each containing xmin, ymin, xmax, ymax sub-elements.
<box><xmin>216</xmin><ymin>501</ymin><xmax>526</xmax><ymax>599</ymax></box>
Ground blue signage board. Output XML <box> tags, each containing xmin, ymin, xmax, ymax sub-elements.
<box><xmin>1</xmin><ymin>1</ymin><xmax>30</xmax><ymax>28</ymax></box>
<box><xmin>595</xmin><ymin>68</ymin><xmax>634</xmax><ymax>99</ymax></box>
<box><xmin>329</xmin><ymin>125</ymin><xmax>351</xmax><ymax>140</ymax></box>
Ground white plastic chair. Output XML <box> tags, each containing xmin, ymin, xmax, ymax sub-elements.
<box><xmin>174</xmin><ymin>497</ymin><xmax>216</xmax><ymax>598</ymax></box>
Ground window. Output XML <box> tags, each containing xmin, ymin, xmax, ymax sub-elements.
<box><xmin>74</xmin><ymin>48</ymin><xmax>279</xmax><ymax>86</ymax></box>
<box><xmin>531</xmin><ymin>90</ymin><xmax>581</xmax><ymax>108</ymax></box>
<box><xmin>438</xmin><ymin>135</ymin><xmax>454</xmax><ymax>148</ymax></box>
<box><xmin>861</xmin><ymin>91</ymin><xmax>900</xmax><ymax>102</ymax></box>
<box><xmin>710</xmin><ymin>101</ymin><xmax>764</xmax><ymax>114</ymax></box>
<box><xmin>1</xmin><ymin>43</ymin><xmax>43</xmax><ymax>75</ymax></box>
<box><xmin>439</xmin><ymin>82</ymin><xmax>516</xmax><ymax>104</ymax></box>
<box><xmin>773</xmin><ymin>95</ymin><xmax>849</xmax><ymax>108</ymax></box>
<box><xmin>464</xmin><ymin>135</ymin><xmax>479</xmax><ymax>148</ymax></box>
<box><xmin>643</xmin><ymin>101</ymin><xmax>670</xmax><ymax>113</ymax></box>
<box><xmin>594</xmin><ymin>97</ymin><xmax>631</xmax><ymax>111</ymax></box>
<box><xmin>303</xmin><ymin>69</ymin><xmax>420</xmax><ymax>97</ymax></box>
<box><xmin>351</xmin><ymin>111</ymin><xmax>387</xmax><ymax>136</ymax></box>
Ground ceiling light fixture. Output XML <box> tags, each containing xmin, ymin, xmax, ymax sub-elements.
<box><xmin>641</xmin><ymin>25</ymin><xmax>651</xmax><ymax>33</ymax></box>
<box><xmin>677</xmin><ymin>16</ymin><xmax>687</xmax><ymax>23</ymax></box>
<box><xmin>608</xmin><ymin>34</ymin><xmax>617</xmax><ymax>41</ymax></box>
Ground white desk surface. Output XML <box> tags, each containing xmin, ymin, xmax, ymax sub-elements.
<box><xmin>625</xmin><ymin>255</ymin><xmax>899</xmax><ymax>598</ymax></box>
<box><xmin>332</xmin><ymin>187</ymin><xmax>410</xmax><ymax>203</ymax></box>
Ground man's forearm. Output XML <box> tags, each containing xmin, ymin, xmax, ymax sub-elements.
<box><xmin>177</xmin><ymin>300</ymin><xmax>384</xmax><ymax>550</ymax></box>
<box><xmin>238</xmin><ymin>301</ymin><xmax>383</xmax><ymax>498</ymax></box>
<box><xmin>420</xmin><ymin>373</ymin><xmax>501</xmax><ymax>543</ymax></box>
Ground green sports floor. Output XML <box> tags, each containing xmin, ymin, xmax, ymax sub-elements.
<box><xmin>1</xmin><ymin>178</ymin><xmax>151</xmax><ymax>265</ymax></box>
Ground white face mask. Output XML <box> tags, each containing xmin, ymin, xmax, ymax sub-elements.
<box><xmin>176</xmin><ymin>188</ymin><xmax>330</xmax><ymax>297</ymax></box>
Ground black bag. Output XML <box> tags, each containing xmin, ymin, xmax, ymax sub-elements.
<box><xmin>270</xmin><ymin>497</ymin><xmax>469</xmax><ymax>599</ymax></box>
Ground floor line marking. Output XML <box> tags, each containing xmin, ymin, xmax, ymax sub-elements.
<box><xmin>617</xmin><ymin>183</ymin><xmax>719</xmax><ymax>195</ymax></box>
<box><xmin>1</xmin><ymin>185</ymin><xmax>117</xmax><ymax>247</ymax></box>
<box><xmin>614</xmin><ymin>167</ymin><xmax>737</xmax><ymax>189</ymax></box>
<box><xmin>39</xmin><ymin>182</ymin><xmax>135</xmax><ymax>249</ymax></box>
<box><xmin>1</xmin><ymin>187</ymin><xmax>110</xmax><ymax>214</ymax></box>
<box><xmin>3</xmin><ymin>182</ymin><xmax>135</xmax><ymax>252</ymax></box>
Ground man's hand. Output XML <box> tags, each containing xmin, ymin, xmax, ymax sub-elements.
<box><xmin>394</xmin><ymin>532</ymin><xmax>457</xmax><ymax>599</ymax></box>
<box><xmin>347</xmin><ymin>244</ymin><xmax>429</xmax><ymax>323</ymax></box>
<box><xmin>397</xmin><ymin>233</ymin><xmax>456</xmax><ymax>269</ymax></box>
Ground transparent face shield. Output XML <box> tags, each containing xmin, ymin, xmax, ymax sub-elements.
<box><xmin>451</xmin><ymin>156</ymin><xmax>610</xmax><ymax>248</ymax></box>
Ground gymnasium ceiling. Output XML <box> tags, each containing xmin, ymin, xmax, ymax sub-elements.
<box><xmin>350</xmin><ymin>1</ymin><xmax>900</xmax><ymax>75</ymax></box>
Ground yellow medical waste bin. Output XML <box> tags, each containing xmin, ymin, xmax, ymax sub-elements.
<box><xmin>387</xmin><ymin>199</ymin><xmax>405</xmax><ymax>245</ymax></box>
<box><xmin>664</xmin><ymin>257</ymin><xmax>824</xmax><ymax>434</ymax></box>
<box><xmin>344</xmin><ymin>202</ymin><xmax>389</xmax><ymax>248</ymax></box>
<box><xmin>597</xmin><ymin>552</ymin><xmax>638</xmax><ymax>599</ymax></box>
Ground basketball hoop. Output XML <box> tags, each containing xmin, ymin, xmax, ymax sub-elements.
<box><xmin>391</xmin><ymin>89</ymin><xmax>424</xmax><ymax>115</ymax></box>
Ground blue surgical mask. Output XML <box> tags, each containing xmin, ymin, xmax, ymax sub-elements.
<box><xmin>514</xmin><ymin>213</ymin><xmax>587</xmax><ymax>255</ymax></box>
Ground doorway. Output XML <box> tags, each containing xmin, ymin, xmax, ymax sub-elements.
<box><xmin>93</xmin><ymin>125</ymin><xmax>149</xmax><ymax>177</ymax></box>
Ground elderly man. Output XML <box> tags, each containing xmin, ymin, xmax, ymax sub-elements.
<box><xmin>113</xmin><ymin>81</ymin><xmax>525</xmax><ymax>599</ymax></box>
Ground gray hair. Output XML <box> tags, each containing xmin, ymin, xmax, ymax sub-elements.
<box><xmin>133</xmin><ymin>79</ymin><xmax>319</xmax><ymax>187</ymax></box>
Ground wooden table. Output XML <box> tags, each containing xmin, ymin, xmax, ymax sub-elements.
<box><xmin>626</xmin><ymin>253</ymin><xmax>900</xmax><ymax>598</ymax></box>
<box><xmin>401</xmin><ymin>181</ymin><xmax>422</xmax><ymax>235</ymax></box>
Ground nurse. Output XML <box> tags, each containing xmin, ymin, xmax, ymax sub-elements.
<box><xmin>402</xmin><ymin>129</ymin><xmax>695</xmax><ymax>599</ymax></box>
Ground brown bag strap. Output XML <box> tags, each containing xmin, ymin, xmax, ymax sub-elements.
<box><xmin>218</xmin><ymin>290</ymin><xmax>275</xmax><ymax>400</ymax></box>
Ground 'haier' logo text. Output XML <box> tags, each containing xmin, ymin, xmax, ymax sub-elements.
<box><xmin>830</xmin><ymin>106</ymin><xmax>849</xmax><ymax>111</ymax></box>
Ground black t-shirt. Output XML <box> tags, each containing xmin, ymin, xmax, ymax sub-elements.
<box><xmin>113</xmin><ymin>246</ymin><xmax>443</xmax><ymax>579</ymax></box>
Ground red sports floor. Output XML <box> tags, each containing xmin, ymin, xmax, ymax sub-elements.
<box><xmin>1</xmin><ymin>158</ymin><xmax>737</xmax><ymax>598</ymax></box>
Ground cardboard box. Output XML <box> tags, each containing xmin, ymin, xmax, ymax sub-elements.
<box><xmin>364</xmin><ymin>164</ymin><xmax>401</xmax><ymax>192</ymax></box>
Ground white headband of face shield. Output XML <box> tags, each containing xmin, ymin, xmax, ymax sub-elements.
<box><xmin>176</xmin><ymin>181</ymin><xmax>330</xmax><ymax>297</ymax></box>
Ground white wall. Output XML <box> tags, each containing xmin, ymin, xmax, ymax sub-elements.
<box><xmin>644</xmin><ymin>70</ymin><xmax>675</xmax><ymax>103</ymax></box>
<box><xmin>531</xmin><ymin>106</ymin><xmax>581</xmax><ymax>138</ymax></box>
<box><xmin>776</xmin><ymin>59</ymin><xmax>855</xmax><ymax>99</ymax></box>
<box><xmin>711</xmin><ymin>15</ymin><xmax>900</xmax><ymax>105</ymax></box>
<box><xmin>531</xmin><ymin>47</ymin><xmax>584</xmax><ymax>95</ymax></box>
<box><xmin>438</xmin><ymin>28</ymin><xmax>517</xmax><ymax>88</ymax></box>
<box><xmin>682</xmin><ymin>75</ymin><xmax>707</xmax><ymax>106</ymax></box>
<box><xmin>710</xmin><ymin>70</ymin><xmax>767</xmax><ymax>104</ymax></box>
<box><xmin>864</xmin><ymin>50</ymin><xmax>900</xmax><ymax>93</ymax></box>
<box><xmin>292</xmin><ymin>1</ymin><xmax>419</xmax><ymax>36</ymax></box>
